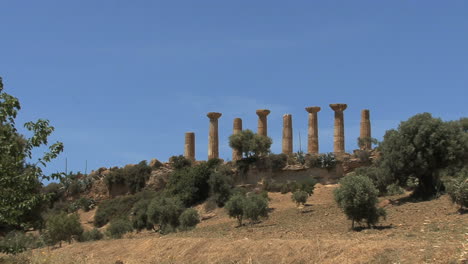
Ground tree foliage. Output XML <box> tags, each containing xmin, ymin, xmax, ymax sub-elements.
<box><xmin>224</xmin><ymin>192</ymin><xmax>269</xmax><ymax>226</ymax></box>
<box><xmin>334</xmin><ymin>174</ymin><xmax>386</xmax><ymax>229</ymax></box>
<box><xmin>0</xmin><ymin>77</ymin><xmax>64</xmax><ymax>230</ymax></box>
<box><xmin>291</xmin><ymin>190</ymin><xmax>308</xmax><ymax>206</ymax></box>
<box><xmin>445</xmin><ymin>167</ymin><xmax>468</xmax><ymax>211</ymax></box>
<box><xmin>104</xmin><ymin>161</ymin><xmax>152</xmax><ymax>194</ymax></box>
<box><xmin>147</xmin><ymin>196</ymin><xmax>185</xmax><ymax>233</ymax></box>
<box><xmin>45</xmin><ymin>212</ymin><xmax>83</xmax><ymax>247</ymax></box>
<box><xmin>379</xmin><ymin>113</ymin><xmax>468</xmax><ymax>198</ymax></box>
<box><xmin>229</xmin><ymin>129</ymin><xmax>272</xmax><ymax>158</ymax></box>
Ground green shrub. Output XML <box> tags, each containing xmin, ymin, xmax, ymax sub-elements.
<box><xmin>0</xmin><ymin>231</ymin><xmax>42</xmax><ymax>255</ymax></box>
<box><xmin>244</xmin><ymin>194</ymin><xmax>269</xmax><ymax>223</ymax></box>
<box><xmin>179</xmin><ymin>208</ymin><xmax>200</xmax><ymax>231</ymax></box>
<box><xmin>166</xmin><ymin>162</ymin><xmax>214</xmax><ymax>206</ymax></box>
<box><xmin>169</xmin><ymin>155</ymin><xmax>192</xmax><ymax>170</ymax></box>
<box><xmin>104</xmin><ymin>161</ymin><xmax>152</xmax><ymax>194</ymax></box>
<box><xmin>379</xmin><ymin>113</ymin><xmax>468</xmax><ymax>198</ymax></box>
<box><xmin>208</xmin><ymin>165</ymin><xmax>234</xmax><ymax>207</ymax></box>
<box><xmin>297</xmin><ymin>178</ymin><xmax>317</xmax><ymax>196</ymax></box>
<box><xmin>229</xmin><ymin>129</ymin><xmax>272</xmax><ymax>158</ymax></box>
<box><xmin>94</xmin><ymin>196</ymin><xmax>135</xmax><ymax>227</ymax></box>
<box><xmin>445</xmin><ymin>168</ymin><xmax>468</xmax><ymax>211</ymax></box>
<box><xmin>262</xmin><ymin>179</ymin><xmax>283</xmax><ymax>192</ymax></box>
<box><xmin>354</xmin><ymin>166</ymin><xmax>393</xmax><ymax>196</ymax></box>
<box><xmin>72</xmin><ymin>197</ymin><xmax>95</xmax><ymax>212</ymax></box>
<box><xmin>268</xmin><ymin>153</ymin><xmax>288</xmax><ymax>171</ymax></box>
<box><xmin>45</xmin><ymin>212</ymin><xmax>83</xmax><ymax>246</ymax></box>
<box><xmin>225</xmin><ymin>192</ymin><xmax>269</xmax><ymax>226</ymax></box>
<box><xmin>131</xmin><ymin>199</ymin><xmax>153</xmax><ymax>231</ymax></box>
<box><xmin>147</xmin><ymin>196</ymin><xmax>185</xmax><ymax>234</ymax></box>
<box><xmin>94</xmin><ymin>190</ymin><xmax>158</xmax><ymax>227</ymax></box>
<box><xmin>80</xmin><ymin>228</ymin><xmax>103</xmax><ymax>242</ymax></box>
<box><xmin>225</xmin><ymin>193</ymin><xmax>246</xmax><ymax>226</ymax></box>
<box><xmin>107</xmin><ymin>218</ymin><xmax>133</xmax><ymax>239</ymax></box>
<box><xmin>292</xmin><ymin>190</ymin><xmax>308</xmax><ymax>206</ymax></box>
<box><xmin>386</xmin><ymin>183</ymin><xmax>405</xmax><ymax>196</ymax></box>
<box><xmin>305</xmin><ymin>153</ymin><xmax>337</xmax><ymax>169</ymax></box>
<box><xmin>334</xmin><ymin>174</ymin><xmax>386</xmax><ymax>229</ymax></box>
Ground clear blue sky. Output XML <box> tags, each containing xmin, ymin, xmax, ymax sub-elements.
<box><xmin>1</xmin><ymin>1</ymin><xmax>467</xmax><ymax>176</ymax></box>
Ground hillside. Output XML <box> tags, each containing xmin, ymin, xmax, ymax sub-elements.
<box><xmin>7</xmin><ymin>184</ymin><xmax>467</xmax><ymax>264</ymax></box>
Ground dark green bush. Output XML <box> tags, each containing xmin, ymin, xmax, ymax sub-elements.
<box><xmin>106</xmin><ymin>218</ymin><xmax>133</xmax><ymax>239</ymax></box>
<box><xmin>305</xmin><ymin>153</ymin><xmax>337</xmax><ymax>169</ymax></box>
<box><xmin>131</xmin><ymin>199</ymin><xmax>151</xmax><ymax>231</ymax></box>
<box><xmin>147</xmin><ymin>196</ymin><xmax>185</xmax><ymax>234</ymax></box>
<box><xmin>0</xmin><ymin>231</ymin><xmax>42</xmax><ymax>255</ymax></box>
<box><xmin>334</xmin><ymin>174</ymin><xmax>386</xmax><ymax>229</ymax></box>
<box><xmin>267</xmin><ymin>153</ymin><xmax>288</xmax><ymax>171</ymax></box>
<box><xmin>169</xmin><ymin>155</ymin><xmax>192</xmax><ymax>170</ymax></box>
<box><xmin>353</xmin><ymin>166</ymin><xmax>393</xmax><ymax>196</ymax></box>
<box><xmin>94</xmin><ymin>196</ymin><xmax>135</xmax><ymax>227</ymax></box>
<box><xmin>104</xmin><ymin>161</ymin><xmax>152</xmax><ymax>194</ymax></box>
<box><xmin>166</xmin><ymin>162</ymin><xmax>214</xmax><ymax>207</ymax></box>
<box><xmin>179</xmin><ymin>208</ymin><xmax>200</xmax><ymax>231</ymax></box>
<box><xmin>262</xmin><ymin>179</ymin><xmax>284</xmax><ymax>192</ymax></box>
<box><xmin>297</xmin><ymin>178</ymin><xmax>317</xmax><ymax>196</ymax></box>
<box><xmin>80</xmin><ymin>228</ymin><xmax>103</xmax><ymax>242</ymax></box>
<box><xmin>229</xmin><ymin>129</ymin><xmax>272</xmax><ymax>158</ymax></box>
<box><xmin>74</xmin><ymin>197</ymin><xmax>95</xmax><ymax>212</ymax></box>
<box><xmin>225</xmin><ymin>193</ymin><xmax>246</xmax><ymax>226</ymax></box>
<box><xmin>45</xmin><ymin>212</ymin><xmax>83</xmax><ymax>246</ymax></box>
<box><xmin>386</xmin><ymin>183</ymin><xmax>405</xmax><ymax>196</ymax></box>
<box><xmin>244</xmin><ymin>194</ymin><xmax>269</xmax><ymax>223</ymax></box>
<box><xmin>445</xmin><ymin>168</ymin><xmax>468</xmax><ymax>211</ymax></box>
<box><xmin>225</xmin><ymin>192</ymin><xmax>269</xmax><ymax>226</ymax></box>
<box><xmin>94</xmin><ymin>191</ymin><xmax>158</xmax><ymax>227</ymax></box>
<box><xmin>208</xmin><ymin>165</ymin><xmax>234</xmax><ymax>207</ymax></box>
<box><xmin>292</xmin><ymin>190</ymin><xmax>308</xmax><ymax>206</ymax></box>
<box><xmin>379</xmin><ymin>113</ymin><xmax>467</xmax><ymax>198</ymax></box>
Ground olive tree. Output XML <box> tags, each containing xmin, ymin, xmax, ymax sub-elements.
<box><xmin>334</xmin><ymin>174</ymin><xmax>386</xmax><ymax>229</ymax></box>
<box><xmin>379</xmin><ymin>113</ymin><xmax>467</xmax><ymax>198</ymax></box>
<box><xmin>229</xmin><ymin>129</ymin><xmax>272</xmax><ymax>158</ymax></box>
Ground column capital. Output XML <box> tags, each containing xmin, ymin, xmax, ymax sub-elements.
<box><xmin>256</xmin><ymin>109</ymin><xmax>271</xmax><ymax>117</ymax></box>
<box><xmin>207</xmin><ymin>112</ymin><xmax>222</xmax><ymax>120</ymax></box>
<box><xmin>361</xmin><ymin>109</ymin><xmax>370</xmax><ymax>119</ymax></box>
<box><xmin>329</xmin><ymin>103</ymin><xmax>347</xmax><ymax>112</ymax></box>
<box><xmin>305</xmin><ymin>106</ymin><xmax>321</xmax><ymax>113</ymax></box>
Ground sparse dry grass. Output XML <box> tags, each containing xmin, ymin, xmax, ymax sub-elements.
<box><xmin>2</xmin><ymin>184</ymin><xmax>467</xmax><ymax>264</ymax></box>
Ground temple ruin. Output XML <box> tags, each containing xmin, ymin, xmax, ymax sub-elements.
<box><xmin>184</xmin><ymin>105</ymin><xmax>372</xmax><ymax>160</ymax></box>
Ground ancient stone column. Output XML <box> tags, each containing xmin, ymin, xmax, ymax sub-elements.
<box><xmin>305</xmin><ymin>106</ymin><xmax>321</xmax><ymax>154</ymax></box>
<box><xmin>207</xmin><ymin>112</ymin><xmax>222</xmax><ymax>159</ymax></box>
<box><xmin>232</xmin><ymin>118</ymin><xmax>243</xmax><ymax>161</ymax></box>
<box><xmin>360</xmin><ymin>109</ymin><xmax>371</xmax><ymax>150</ymax></box>
<box><xmin>282</xmin><ymin>114</ymin><xmax>293</xmax><ymax>155</ymax></box>
<box><xmin>184</xmin><ymin>132</ymin><xmax>195</xmax><ymax>161</ymax></box>
<box><xmin>256</xmin><ymin>109</ymin><xmax>270</xmax><ymax>137</ymax></box>
<box><xmin>329</xmin><ymin>104</ymin><xmax>348</xmax><ymax>154</ymax></box>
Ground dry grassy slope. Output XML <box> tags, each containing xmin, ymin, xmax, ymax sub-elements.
<box><xmin>26</xmin><ymin>184</ymin><xmax>468</xmax><ymax>264</ymax></box>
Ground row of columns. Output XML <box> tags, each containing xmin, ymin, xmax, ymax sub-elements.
<box><xmin>183</xmin><ymin>105</ymin><xmax>372</xmax><ymax>161</ymax></box>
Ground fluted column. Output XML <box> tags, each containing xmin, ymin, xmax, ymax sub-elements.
<box><xmin>207</xmin><ymin>112</ymin><xmax>222</xmax><ymax>159</ymax></box>
<box><xmin>256</xmin><ymin>109</ymin><xmax>271</xmax><ymax>136</ymax></box>
<box><xmin>305</xmin><ymin>106</ymin><xmax>321</xmax><ymax>154</ymax></box>
<box><xmin>329</xmin><ymin>104</ymin><xmax>348</xmax><ymax>154</ymax></box>
<box><xmin>282</xmin><ymin>114</ymin><xmax>293</xmax><ymax>155</ymax></box>
<box><xmin>360</xmin><ymin>109</ymin><xmax>371</xmax><ymax>150</ymax></box>
<box><xmin>232</xmin><ymin>118</ymin><xmax>243</xmax><ymax>160</ymax></box>
<box><xmin>184</xmin><ymin>132</ymin><xmax>195</xmax><ymax>161</ymax></box>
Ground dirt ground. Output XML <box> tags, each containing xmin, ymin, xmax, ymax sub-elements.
<box><xmin>4</xmin><ymin>184</ymin><xmax>467</xmax><ymax>264</ymax></box>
